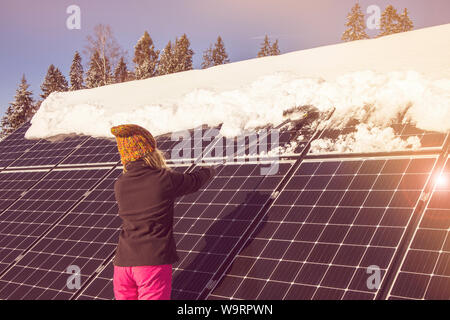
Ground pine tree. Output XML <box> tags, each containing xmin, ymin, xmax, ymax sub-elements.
<box><xmin>158</xmin><ymin>41</ymin><xmax>176</xmax><ymax>75</ymax></box>
<box><xmin>1</xmin><ymin>75</ymin><xmax>35</xmax><ymax>137</ymax></box>
<box><xmin>114</xmin><ymin>57</ymin><xmax>129</xmax><ymax>83</ymax></box>
<box><xmin>202</xmin><ymin>36</ymin><xmax>231</xmax><ymax>69</ymax></box>
<box><xmin>133</xmin><ymin>31</ymin><xmax>160</xmax><ymax>80</ymax></box>
<box><xmin>270</xmin><ymin>39</ymin><xmax>281</xmax><ymax>55</ymax></box>
<box><xmin>201</xmin><ymin>45</ymin><xmax>214</xmax><ymax>69</ymax></box>
<box><xmin>69</xmin><ymin>51</ymin><xmax>84</xmax><ymax>90</ymax></box>
<box><xmin>212</xmin><ymin>36</ymin><xmax>230</xmax><ymax>66</ymax></box>
<box><xmin>40</xmin><ymin>65</ymin><xmax>68</xmax><ymax>100</ymax></box>
<box><xmin>85</xmin><ymin>51</ymin><xmax>111</xmax><ymax>88</ymax></box>
<box><xmin>341</xmin><ymin>3</ymin><xmax>369</xmax><ymax>41</ymax></box>
<box><xmin>397</xmin><ymin>8</ymin><xmax>413</xmax><ymax>33</ymax></box>
<box><xmin>173</xmin><ymin>34</ymin><xmax>194</xmax><ymax>73</ymax></box>
<box><xmin>378</xmin><ymin>5</ymin><xmax>401</xmax><ymax>37</ymax></box>
<box><xmin>127</xmin><ymin>70</ymin><xmax>136</xmax><ymax>81</ymax></box>
<box><xmin>257</xmin><ymin>35</ymin><xmax>272</xmax><ymax>57</ymax></box>
<box><xmin>0</xmin><ymin>105</ymin><xmax>15</xmax><ymax>139</ymax></box>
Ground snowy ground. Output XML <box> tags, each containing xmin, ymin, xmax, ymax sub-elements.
<box><xmin>26</xmin><ymin>23</ymin><xmax>450</xmax><ymax>153</ymax></box>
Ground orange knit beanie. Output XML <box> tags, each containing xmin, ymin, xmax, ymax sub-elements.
<box><xmin>111</xmin><ymin>124</ymin><xmax>156</xmax><ymax>166</ymax></box>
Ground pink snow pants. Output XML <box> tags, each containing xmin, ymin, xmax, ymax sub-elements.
<box><xmin>113</xmin><ymin>264</ymin><xmax>172</xmax><ymax>300</ymax></box>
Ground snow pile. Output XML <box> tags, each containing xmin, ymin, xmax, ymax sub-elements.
<box><xmin>310</xmin><ymin>124</ymin><xmax>422</xmax><ymax>154</ymax></box>
<box><xmin>26</xmin><ymin>24</ymin><xmax>450</xmax><ymax>153</ymax></box>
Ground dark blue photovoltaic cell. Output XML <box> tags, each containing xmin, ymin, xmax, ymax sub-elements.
<box><xmin>76</xmin><ymin>262</ymin><xmax>114</xmax><ymax>300</ymax></box>
<box><xmin>208</xmin><ymin>156</ymin><xmax>437</xmax><ymax>300</ymax></box>
<box><xmin>388</xmin><ymin>156</ymin><xmax>450</xmax><ymax>300</ymax></box>
<box><xmin>0</xmin><ymin>170</ymin><xmax>48</xmax><ymax>212</ymax></box>
<box><xmin>60</xmin><ymin>137</ymin><xmax>119</xmax><ymax>165</ymax></box>
<box><xmin>0</xmin><ymin>168</ymin><xmax>111</xmax><ymax>298</ymax></box>
<box><xmin>0</xmin><ymin>123</ymin><xmax>40</xmax><ymax>168</ymax></box>
<box><xmin>8</xmin><ymin>136</ymin><xmax>89</xmax><ymax>167</ymax></box>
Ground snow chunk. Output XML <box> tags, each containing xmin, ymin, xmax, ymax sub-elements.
<box><xmin>311</xmin><ymin>124</ymin><xmax>422</xmax><ymax>153</ymax></box>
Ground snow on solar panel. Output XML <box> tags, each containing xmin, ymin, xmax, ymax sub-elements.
<box><xmin>0</xmin><ymin>123</ymin><xmax>40</xmax><ymax>169</ymax></box>
<box><xmin>311</xmin><ymin>121</ymin><xmax>447</xmax><ymax>155</ymax></box>
<box><xmin>201</xmin><ymin>111</ymin><xmax>324</xmax><ymax>162</ymax></box>
<box><xmin>388</xmin><ymin>155</ymin><xmax>450</xmax><ymax>300</ymax></box>
<box><xmin>0</xmin><ymin>167</ymin><xmax>112</xmax><ymax>299</ymax></box>
<box><xmin>207</xmin><ymin>156</ymin><xmax>438</xmax><ymax>300</ymax></box>
<box><xmin>390</xmin><ymin>124</ymin><xmax>447</xmax><ymax>149</ymax></box>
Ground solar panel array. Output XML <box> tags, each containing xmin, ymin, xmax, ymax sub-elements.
<box><xmin>0</xmin><ymin>118</ymin><xmax>448</xmax><ymax>300</ymax></box>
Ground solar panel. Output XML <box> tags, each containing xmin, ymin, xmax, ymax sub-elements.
<box><xmin>76</xmin><ymin>261</ymin><xmax>114</xmax><ymax>300</ymax></box>
<box><xmin>387</xmin><ymin>155</ymin><xmax>450</xmax><ymax>300</ymax></box>
<box><xmin>201</xmin><ymin>128</ymin><xmax>291</xmax><ymax>161</ymax></box>
<box><xmin>0</xmin><ymin>167</ymin><xmax>112</xmax><ymax>299</ymax></box>
<box><xmin>0</xmin><ymin>169</ymin><xmax>50</xmax><ymax>273</ymax></box>
<box><xmin>75</xmin><ymin>161</ymin><xmax>292</xmax><ymax>300</ymax></box>
<box><xmin>0</xmin><ymin>169</ymin><xmax>49</xmax><ymax>212</ymax></box>
<box><xmin>60</xmin><ymin>137</ymin><xmax>119</xmax><ymax>165</ymax></box>
<box><xmin>207</xmin><ymin>156</ymin><xmax>438</xmax><ymax>300</ymax></box>
<box><xmin>157</xmin><ymin>126</ymin><xmax>220</xmax><ymax>163</ymax></box>
<box><xmin>0</xmin><ymin>123</ymin><xmax>40</xmax><ymax>168</ymax></box>
<box><xmin>8</xmin><ymin>135</ymin><xmax>89</xmax><ymax>168</ymax></box>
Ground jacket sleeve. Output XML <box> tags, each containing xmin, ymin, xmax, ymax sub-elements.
<box><xmin>167</xmin><ymin>166</ymin><xmax>215</xmax><ymax>198</ymax></box>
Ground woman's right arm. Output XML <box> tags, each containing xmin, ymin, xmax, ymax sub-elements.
<box><xmin>166</xmin><ymin>166</ymin><xmax>215</xmax><ymax>198</ymax></box>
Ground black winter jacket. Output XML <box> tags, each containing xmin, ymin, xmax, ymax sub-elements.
<box><xmin>113</xmin><ymin>159</ymin><xmax>214</xmax><ymax>266</ymax></box>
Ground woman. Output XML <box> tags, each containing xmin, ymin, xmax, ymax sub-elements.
<box><xmin>111</xmin><ymin>124</ymin><xmax>215</xmax><ymax>300</ymax></box>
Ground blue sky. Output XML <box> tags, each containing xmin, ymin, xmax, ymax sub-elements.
<box><xmin>1</xmin><ymin>0</ymin><xmax>449</xmax><ymax>118</ymax></box>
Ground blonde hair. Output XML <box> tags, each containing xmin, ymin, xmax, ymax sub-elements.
<box><xmin>123</xmin><ymin>148</ymin><xmax>168</xmax><ymax>173</ymax></box>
